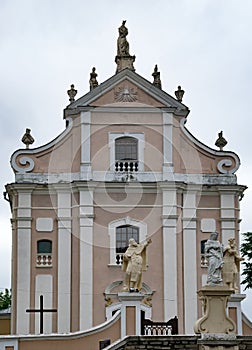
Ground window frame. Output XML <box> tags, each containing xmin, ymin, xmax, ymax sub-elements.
<box><xmin>108</xmin><ymin>217</ymin><xmax>147</xmax><ymax>265</ymax></box>
<box><xmin>109</xmin><ymin>132</ymin><xmax>144</xmax><ymax>172</ymax></box>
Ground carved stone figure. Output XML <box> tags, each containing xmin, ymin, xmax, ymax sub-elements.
<box><xmin>89</xmin><ymin>67</ymin><xmax>98</xmax><ymax>91</ymax></box>
<box><xmin>122</xmin><ymin>238</ymin><xmax>151</xmax><ymax>292</ymax></box>
<box><xmin>117</xmin><ymin>20</ymin><xmax>130</xmax><ymax>56</ymax></box>
<box><xmin>152</xmin><ymin>64</ymin><xmax>162</xmax><ymax>89</ymax></box>
<box><xmin>222</xmin><ymin>238</ymin><xmax>244</xmax><ymax>292</ymax></box>
<box><xmin>115</xmin><ymin>21</ymin><xmax>135</xmax><ymax>73</ymax></box>
<box><xmin>205</xmin><ymin>232</ymin><xmax>224</xmax><ymax>286</ymax></box>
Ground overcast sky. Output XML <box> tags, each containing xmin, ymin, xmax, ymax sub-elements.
<box><xmin>1</xmin><ymin>0</ymin><xmax>252</xmax><ymax>320</ymax></box>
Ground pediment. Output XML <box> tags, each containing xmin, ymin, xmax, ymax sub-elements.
<box><xmin>66</xmin><ymin>69</ymin><xmax>188</xmax><ymax>111</ymax></box>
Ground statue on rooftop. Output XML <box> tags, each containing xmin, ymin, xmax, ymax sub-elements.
<box><xmin>117</xmin><ymin>20</ymin><xmax>130</xmax><ymax>56</ymax></box>
<box><xmin>115</xmin><ymin>21</ymin><xmax>135</xmax><ymax>73</ymax></box>
<box><xmin>222</xmin><ymin>238</ymin><xmax>244</xmax><ymax>292</ymax></box>
<box><xmin>205</xmin><ymin>232</ymin><xmax>224</xmax><ymax>286</ymax></box>
<box><xmin>89</xmin><ymin>67</ymin><xmax>98</xmax><ymax>91</ymax></box>
<box><xmin>122</xmin><ymin>238</ymin><xmax>152</xmax><ymax>292</ymax></box>
<box><xmin>152</xmin><ymin>64</ymin><xmax>162</xmax><ymax>89</ymax></box>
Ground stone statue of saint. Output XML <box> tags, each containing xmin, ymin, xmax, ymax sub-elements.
<box><xmin>205</xmin><ymin>232</ymin><xmax>224</xmax><ymax>286</ymax></box>
<box><xmin>122</xmin><ymin>238</ymin><xmax>152</xmax><ymax>292</ymax></box>
<box><xmin>222</xmin><ymin>238</ymin><xmax>244</xmax><ymax>292</ymax></box>
<box><xmin>117</xmin><ymin>20</ymin><xmax>130</xmax><ymax>56</ymax></box>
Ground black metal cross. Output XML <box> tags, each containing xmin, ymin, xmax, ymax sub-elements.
<box><xmin>26</xmin><ymin>295</ymin><xmax>57</xmax><ymax>334</ymax></box>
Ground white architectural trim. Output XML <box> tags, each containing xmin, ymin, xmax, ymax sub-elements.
<box><xmin>182</xmin><ymin>191</ymin><xmax>198</xmax><ymax>334</ymax></box>
<box><xmin>35</xmin><ymin>275</ymin><xmax>53</xmax><ymax>334</ymax></box>
<box><xmin>15</xmin><ymin>171</ymin><xmax>238</xmax><ymax>185</ymax></box>
<box><xmin>79</xmin><ymin>189</ymin><xmax>94</xmax><ymax>330</ymax></box>
<box><xmin>80</xmin><ymin>111</ymin><xmax>92</xmax><ymax>179</ymax></box>
<box><xmin>57</xmin><ymin>191</ymin><xmax>71</xmax><ymax>333</ymax></box>
<box><xmin>109</xmin><ymin>132</ymin><xmax>145</xmax><ymax>172</ymax></box>
<box><xmin>16</xmin><ymin>192</ymin><xmax>31</xmax><ymax>334</ymax></box>
<box><xmin>220</xmin><ymin>193</ymin><xmax>236</xmax><ymax>246</ymax></box>
<box><xmin>105</xmin><ymin>302</ymin><xmax>151</xmax><ymax>321</ymax></box>
<box><xmin>108</xmin><ymin>217</ymin><xmax>147</xmax><ymax>265</ymax></box>
<box><xmin>162</xmin><ymin>189</ymin><xmax>177</xmax><ymax>320</ymax></box>
<box><xmin>162</xmin><ymin>112</ymin><xmax>174</xmax><ymax>179</ymax></box>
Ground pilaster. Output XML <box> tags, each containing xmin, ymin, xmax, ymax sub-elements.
<box><xmin>16</xmin><ymin>191</ymin><xmax>32</xmax><ymax>334</ymax></box>
<box><xmin>57</xmin><ymin>190</ymin><xmax>71</xmax><ymax>333</ymax></box>
<box><xmin>79</xmin><ymin>188</ymin><xmax>94</xmax><ymax>330</ymax></box>
<box><xmin>80</xmin><ymin>111</ymin><xmax>92</xmax><ymax>180</ymax></box>
<box><xmin>162</xmin><ymin>112</ymin><xmax>174</xmax><ymax>179</ymax></box>
<box><xmin>183</xmin><ymin>189</ymin><xmax>198</xmax><ymax>334</ymax></box>
<box><xmin>162</xmin><ymin>186</ymin><xmax>177</xmax><ymax>320</ymax></box>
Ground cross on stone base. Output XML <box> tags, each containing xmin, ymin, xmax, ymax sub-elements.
<box><xmin>26</xmin><ymin>295</ymin><xmax>57</xmax><ymax>334</ymax></box>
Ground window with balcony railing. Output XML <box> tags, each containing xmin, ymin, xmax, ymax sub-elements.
<box><xmin>36</xmin><ymin>239</ymin><xmax>52</xmax><ymax>267</ymax></box>
<box><xmin>115</xmin><ymin>225</ymin><xmax>139</xmax><ymax>265</ymax></box>
<box><xmin>115</xmin><ymin>137</ymin><xmax>138</xmax><ymax>172</ymax></box>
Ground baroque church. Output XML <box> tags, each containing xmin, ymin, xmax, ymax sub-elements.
<box><xmin>1</xmin><ymin>21</ymin><xmax>252</xmax><ymax>350</ymax></box>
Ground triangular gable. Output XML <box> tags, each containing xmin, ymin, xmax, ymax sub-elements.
<box><xmin>66</xmin><ymin>69</ymin><xmax>189</xmax><ymax>111</ymax></box>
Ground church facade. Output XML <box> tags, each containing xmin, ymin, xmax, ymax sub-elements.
<box><xmin>5</xmin><ymin>22</ymin><xmax>247</xmax><ymax>337</ymax></box>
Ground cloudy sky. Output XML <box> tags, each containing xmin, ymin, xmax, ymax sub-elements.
<box><xmin>1</xmin><ymin>0</ymin><xmax>252</xmax><ymax>320</ymax></box>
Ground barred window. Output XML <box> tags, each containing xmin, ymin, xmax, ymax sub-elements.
<box><xmin>116</xmin><ymin>225</ymin><xmax>139</xmax><ymax>253</ymax></box>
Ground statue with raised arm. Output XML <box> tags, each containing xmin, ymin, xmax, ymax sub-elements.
<box><xmin>122</xmin><ymin>238</ymin><xmax>152</xmax><ymax>292</ymax></box>
<box><xmin>205</xmin><ymin>232</ymin><xmax>224</xmax><ymax>286</ymax></box>
<box><xmin>222</xmin><ymin>238</ymin><xmax>244</xmax><ymax>292</ymax></box>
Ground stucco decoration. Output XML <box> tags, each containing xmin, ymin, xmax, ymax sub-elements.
<box><xmin>205</xmin><ymin>232</ymin><xmax>224</xmax><ymax>286</ymax></box>
<box><xmin>180</xmin><ymin>117</ymin><xmax>240</xmax><ymax>174</ymax></box>
<box><xmin>222</xmin><ymin>238</ymin><xmax>244</xmax><ymax>292</ymax></box>
<box><xmin>11</xmin><ymin>155</ymin><xmax>35</xmax><ymax>173</ymax></box>
<box><xmin>114</xmin><ymin>86</ymin><xmax>137</xmax><ymax>102</ymax></box>
<box><xmin>11</xmin><ymin>117</ymin><xmax>73</xmax><ymax>174</ymax></box>
<box><xmin>122</xmin><ymin>238</ymin><xmax>152</xmax><ymax>292</ymax></box>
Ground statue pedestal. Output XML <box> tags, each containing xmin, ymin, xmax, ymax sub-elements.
<box><xmin>118</xmin><ymin>292</ymin><xmax>144</xmax><ymax>338</ymax></box>
<box><xmin>194</xmin><ymin>286</ymin><xmax>236</xmax><ymax>335</ymax></box>
<box><xmin>115</xmin><ymin>55</ymin><xmax>135</xmax><ymax>73</ymax></box>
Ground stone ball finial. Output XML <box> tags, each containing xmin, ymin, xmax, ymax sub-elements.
<box><xmin>67</xmin><ymin>84</ymin><xmax>77</xmax><ymax>103</ymax></box>
<box><xmin>215</xmin><ymin>131</ymin><xmax>228</xmax><ymax>150</ymax></box>
<box><xmin>22</xmin><ymin>128</ymin><xmax>34</xmax><ymax>149</ymax></box>
<box><xmin>175</xmin><ymin>86</ymin><xmax>185</xmax><ymax>102</ymax></box>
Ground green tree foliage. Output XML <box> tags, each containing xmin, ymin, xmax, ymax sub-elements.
<box><xmin>0</xmin><ymin>288</ymin><xmax>11</xmax><ymax>310</ymax></box>
<box><xmin>241</xmin><ymin>232</ymin><xmax>252</xmax><ymax>290</ymax></box>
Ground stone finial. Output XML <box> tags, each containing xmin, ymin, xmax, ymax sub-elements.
<box><xmin>67</xmin><ymin>84</ymin><xmax>77</xmax><ymax>103</ymax></box>
<box><xmin>115</xmin><ymin>20</ymin><xmax>135</xmax><ymax>73</ymax></box>
<box><xmin>175</xmin><ymin>86</ymin><xmax>185</xmax><ymax>102</ymax></box>
<box><xmin>215</xmin><ymin>131</ymin><xmax>227</xmax><ymax>150</ymax></box>
<box><xmin>152</xmin><ymin>65</ymin><xmax>162</xmax><ymax>89</ymax></box>
<box><xmin>89</xmin><ymin>67</ymin><xmax>98</xmax><ymax>91</ymax></box>
<box><xmin>22</xmin><ymin>128</ymin><xmax>34</xmax><ymax>149</ymax></box>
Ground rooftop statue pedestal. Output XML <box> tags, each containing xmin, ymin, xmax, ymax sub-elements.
<box><xmin>118</xmin><ymin>292</ymin><xmax>144</xmax><ymax>338</ymax></box>
<box><xmin>194</xmin><ymin>286</ymin><xmax>236</xmax><ymax>335</ymax></box>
